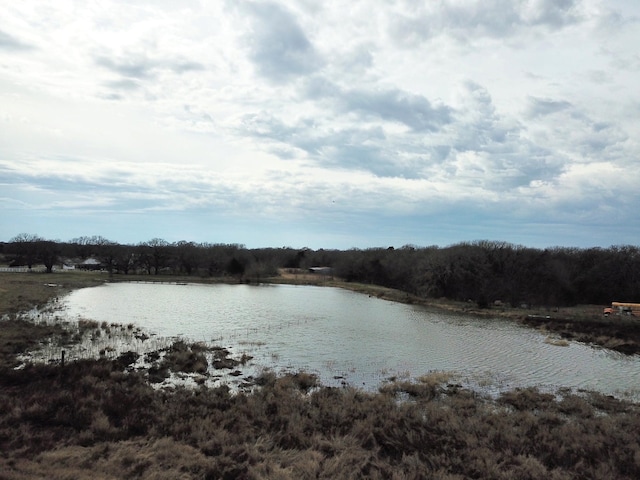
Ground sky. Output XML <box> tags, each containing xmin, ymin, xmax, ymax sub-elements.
<box><xmin>1</xmin><ymin>0</ymin><xmax>639</xmax><ymax>250</ymax></box>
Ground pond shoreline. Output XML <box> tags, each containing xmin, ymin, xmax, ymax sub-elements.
<box><xmin>4</xmin><ymin>272</ymin><xmax>637</xmax><ymax>407</ymax></box>
<box><xmin>270</xmin><ymin>274</ymin><xmax>640</xmax><ymax>356</ymax></box>
<box><xmin>2</xmin><ymin>273</ymin><xmax>640</xmax><ymax>478</ymax></box>
<box><xmin>2</xmin><ymin>270</ymin><xmax>639</xmax><ymax>356</ymax></box>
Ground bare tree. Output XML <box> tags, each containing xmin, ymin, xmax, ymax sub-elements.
<box><xmin>9</xmin><ymin>233</ymin><xmax>42</xmax><ymax>268</ymax></box>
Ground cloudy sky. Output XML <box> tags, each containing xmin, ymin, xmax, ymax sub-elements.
<box><xmin>1</xmin><ymin>1</ymin><xmax>639</xmax><ymax>249</ymax></box>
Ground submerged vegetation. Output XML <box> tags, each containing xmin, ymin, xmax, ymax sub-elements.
<box><xmin>523</xmin><ymin>314</ymin><xmax>640</xmax><ymax>355</ymax></box>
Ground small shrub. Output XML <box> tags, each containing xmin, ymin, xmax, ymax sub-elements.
<box><xmin>255</xmin><ymin>370</ymin><xmax>277</xmax><ymax>387</ymax></box>
<box><xmin>164</xmin><ymin>342</ymin><xmax>209</xmax><ymax>374</ymax></box>
<box><xmin>499</xmin><ymin>387</ymin><xmax>556</xmax><ymax>411</ymax></box>
<box><xmin>113</xmin><ymin>351</ymin><xmax>139</xmax><ymax>371</ymax></box>
<box><xmin>291</xmin><ymin>372</ymin><xmax>318</xmax><ymax>392</ymax></box>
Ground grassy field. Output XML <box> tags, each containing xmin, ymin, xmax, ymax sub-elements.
<box><xmin>0</xmin><ymin>271</ymin><xmax>107</xmax><ymax>316</ymax></box>
<box><xmin>1</xmin><ymin>270</ymin><xmax>640</xmax><ymax>478</ymax></box>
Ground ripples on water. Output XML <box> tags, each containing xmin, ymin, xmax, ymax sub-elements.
<box><xmin>56</xmin><ymin>282</ymin><xmax>640</xmax><ymax>400</ymax></box>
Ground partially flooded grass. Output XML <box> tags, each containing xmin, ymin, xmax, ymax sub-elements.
<box><xmin>15</xmin><ymin>309</ymin><xmax>174</xmax><ymax>367</ymax></box>
<box><xmin>2</xmin><ymin>310</ymin><xmax>639</xmax><ymax>479</ymax></box>
<box><xmin>523</xmin><ymin>314</ymin><xmax>640</xmax><ymax>354</ymax></box>
<box><xmin>2</xmin><ymin>272</ymin><xmax>640</xmax><ymax>478</ymax></box>
<box><xmin>0</xmin><ymin>320</ymin><xmax>71</xmax><ymax>368</ymax></box>
<box><xmin>164</xmin><ymin>340</ymin><xmax>209</xmax><ymax>374</ymax></box>
<box><xmin>2</xmin><ymin>356</ymin><xmax>638</xmax><ymax>479</ymax></box>
<box><xmin>0</xmin><ymin>271</ymin><xmax>106</xmax><ymax>316</ymax></box>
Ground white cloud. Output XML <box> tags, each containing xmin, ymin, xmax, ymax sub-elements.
<box><xmin>1</xmin><ymin>0</ymin><xmax>639</xmax><ymax>248</ymax></box>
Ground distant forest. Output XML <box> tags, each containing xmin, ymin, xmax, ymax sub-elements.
<box><xmin>2</xmin><ymin>234</ymin><xmax>639</xmax><ymax>308</ymax></box>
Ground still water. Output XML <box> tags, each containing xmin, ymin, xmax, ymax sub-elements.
<box><xmin>61</xmin><ymin>282</ymin><xmax>640</xmax><ymax>398</ymax></box>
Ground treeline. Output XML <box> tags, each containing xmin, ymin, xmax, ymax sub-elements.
<box><xmin>333</xmin><ymin>242</ymin><xmax>640</xmax><ymax>308</ymax></box>
<box><xmin>2</xmin><ymin>234</ymin><xmax>639</xmax><ymax>307</ymax></box>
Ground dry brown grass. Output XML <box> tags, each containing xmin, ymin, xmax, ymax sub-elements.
<box><xmin>0</xmin><ymin>438</ymin><xmax>215</xmax><ymax>480</ymax></box>
<box><xmin>0</xmin><ymin>271</ymin><xmax>107</xmax><ymax>316</ymax></box>
<box><xmin>544</xmin><ymin>336</ymin><xmax>570</xmax><ymax>347</ymax></box>
<box><xmin>2</xmin><ymin>271</ymin><xmax>640</xmax><ymax>478</ymax></box>
<box><xmin>0</xmin><ymin>346</ymin><xmax>639</xmax><ymax>479</ymax></box>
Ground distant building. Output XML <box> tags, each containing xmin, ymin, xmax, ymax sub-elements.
<box><xmin>80</xmin><ymin>258</ymin><xmax>102</xmax><ymax>270</ymax></box>
<box><xmin>308</xmin><ymin>266</ymin><xmax>333</xmax><ymax>275</ymax></box>
<box><xmin>61</xmin><ymin>257</ymin><xmax>103</xmax><ymax>271</ymax></box>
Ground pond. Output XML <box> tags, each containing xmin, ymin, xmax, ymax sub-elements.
<box><xmin>57</xmin><ymin>282</ymin><xmax>640</xmax><ymax>399</ymax></box>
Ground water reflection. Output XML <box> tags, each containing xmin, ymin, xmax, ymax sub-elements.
<box><xmin>57</xmin><ymin>282</ymin><xmax>640</xmax><ymax>400</ymax></box>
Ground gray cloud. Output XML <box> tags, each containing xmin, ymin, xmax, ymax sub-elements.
<box><xmin>0</xmin><ymin>29</ymin><xmax>34</xmax><ymax>51</ymax></box>
<box><xmin>237</xmin><ymin>112</ymin><xmax>420</xmax><ymax>177</ymax></box>
<box><xmin>170</xmin><ymin>60</ymin><xmax>205</xmax><ymax>73</ymax></box>
<box><xmin>344</xmin><ymin>88</ymin><xmax>453</xmax><ymax>132</ymax></box>
<box><xmin>339</xmin><ymin>44</ymin><xmax>373</xmax><ymax>70</ymax></box>
<box><xmin>576</xmin><ymin>120</ymin><xmax>628</xmax><ymax>159</ymax></box>
<box><xmin>524</xmin><ymin>0</ymin><xmax>582</xmax><ymax>28</ymax></box>
<box><xmin>104</xmin><ymin>79</ymin><xmax>141</xmax><ymax>91</ymax></box>
<box><xmin>238</xmin><ymin>79</ymin><xmax>568</xmax><ymax>186</ymax></box>
<box><xmin>448</xmin><ymin>83</ymin><xmax>566</xmax><ymax>189</ymax></box>
<box><xmin>388</xmin><ymin>0</ymin><xmax>583</xmax><ymax>46</ymax></box>
<box><xmin>523</xmin><ymin>95</ymin><xmax>630</xmax><ymax>164</ymax></box>
<box><xmin>526</xmin><ymin>97</ymin><xmax>573</xmax><ymax>117</ymax></box>
<box><xmin>303</xmin><ymin>77</ymin><xmax>453</xmax><ymax>132</ymax></box>
<box><xmin>238</xmin><ymin>112</ymin><xmax>306</xmax><ymax>144</ymax></box>
<box><xmin>96</xmin><ymin>55</ymin><xmax>156</xmax><ymax>79</ymax></box>
<box><xmin>95</xmin><ymin>52</ymin><xmax>205</xmax><ymax>99</ymax></box>
<box><xmin>327</xmin><ymin>144</ymin><xmax>387</xmax><ymax>171</ymax></box>
<box><xmin>238</xmin><ymin>1</ymin><xmax>322</xmax><ymax>82</ymax></box>
<box><xmin>95</xmin><ymin>54</ymin><xmax>204</xmax><ymax>79</ymax></box>
<box><xmin>586</xmin><ymin>70</ymin><xmax>611</xmax><ymax>84</ymax></box>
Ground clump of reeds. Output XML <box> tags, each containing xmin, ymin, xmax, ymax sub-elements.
<box><xmin>77</xmin><ymin>318</ymin><xmax>100</xmax><ymax>335</ymax></box>
<box><xmin>211</xmin><ymin>346</ymin><xmax>241</xmax><ymax>370</ymax></box>
<box><xmin>379</xmin><ymin>371</ymin><xmax>453</xmax><ymax>400</ymax></box>
<box><xmin>161</xmin><ymin>340</ymin><xmax>208</xmax><ymax>374</ymax></box>
<box><xmin>544</xmin><ymin>335</ymin><xmax>570</xmax><ymax>347</ymax></box>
